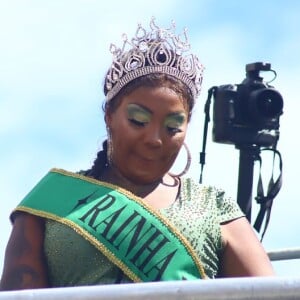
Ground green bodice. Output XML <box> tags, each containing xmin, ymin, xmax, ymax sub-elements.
<box><xmin>44</xmin><ymin>178</ymin><xmax>244</xmax><ymax>286</ymax></box>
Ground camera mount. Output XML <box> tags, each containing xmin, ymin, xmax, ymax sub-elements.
<box><xmin>200</xmin><ymin>62</ymin><xmax>283</xmax><ymax>238</ymax></box>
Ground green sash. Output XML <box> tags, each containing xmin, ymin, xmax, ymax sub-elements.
<box><xmin>14</xmin><ymin>168</ymin><xmax>206</xmax><ymax>282</ymax></box>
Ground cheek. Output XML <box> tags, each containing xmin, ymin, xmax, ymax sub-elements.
<box><xmin>169</xmin><ymin>125</ymin><xmax>188</xmax><ymax>155</ymax></box>
<box><xmin>164</xmin><ymin>135</ymin><xmax>186</xmax><ymax>160</ymax></box>
<box><xmin>110</xmin><ymin>120</ymin><xmax>137</xmax><ymax>156</ymax></box>
<box><xmin>109</xmin><ymin>112</ymin><xmax>130</xmax><ymax>139</ymax></box>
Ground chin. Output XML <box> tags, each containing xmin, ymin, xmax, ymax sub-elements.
<box><xmin>128</xmin><ymin>172</ymin><xmax>163</xmax><ymax>185</ymax></box>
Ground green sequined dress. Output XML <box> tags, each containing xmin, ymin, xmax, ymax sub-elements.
<box><xmin>44</xmin><ymin>177</ymin><xmax>244</xmax><ymax>286</ymax></box>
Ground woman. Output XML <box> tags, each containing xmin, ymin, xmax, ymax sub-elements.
<box><xmin>0</xmin><ymin>17</ymin><xmax>274</xmax><ymax>291</ymax></box>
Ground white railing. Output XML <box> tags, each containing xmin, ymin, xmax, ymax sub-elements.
<box><xmin>0</xmin><ymin>248</ymin><xmax>299</xmax><ymax>300</ymax></box>
<box><xmin>268</xmin><ymin>247</ymin><xmax>300</xmax><ymax>261</ymax></box>
<box><xmin>1</xmin><ymin>277</ymin><xmax>300</xmax><ymax>300</ymax></box>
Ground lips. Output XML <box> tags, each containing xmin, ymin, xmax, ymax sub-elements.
<box><xmin>139</xmin><ymin>156</ymin><xmax>157</xmax><ymax>162</ymax></box>
<box><xmin>133</xmin><ymin>151</ymin><xmax>160</xmax><ymax>161</ymax></box>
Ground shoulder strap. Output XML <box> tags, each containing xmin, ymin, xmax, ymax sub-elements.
<box><xmin>254</xmin><ymin>148</ymin><xmax>283</xmax><ymax>241</ymax></box>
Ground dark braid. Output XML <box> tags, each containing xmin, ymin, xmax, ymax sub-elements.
<box><xmin>85</xmin><ymin>140</ymin><xmax>108</xmax><ymax>179</ymax></box>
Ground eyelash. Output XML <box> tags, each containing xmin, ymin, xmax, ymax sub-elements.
<box><xmin>129</xmin><ymin>118</ymin><xmax>182</xmax><ymax>134</ymax></box>
<box><xmin>167</xmin><ymin>127</ymin><xmax>182</xmax><ymax>134</ymax></box>
<box><xmin>129</xmin><ymin>118</ymin><xmax>147</xmax><ymax>127</ymax></box>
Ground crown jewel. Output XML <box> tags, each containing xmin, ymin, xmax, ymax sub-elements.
<box><xmin>105</xmin><ymin>17</ymin><xmax>204</xmax><ymax>101</ymax></box>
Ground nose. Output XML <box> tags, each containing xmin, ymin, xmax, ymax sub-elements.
<box><xmin>144</xmin><ymin>124</ymin><xmax>163</xmax><ymax>148</ymax></box>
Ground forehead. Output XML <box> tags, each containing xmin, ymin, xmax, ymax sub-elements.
<box><xmin>119</xmin><ymin>86</ymin><xmax>189</xmax><ymax>114</ymax></box>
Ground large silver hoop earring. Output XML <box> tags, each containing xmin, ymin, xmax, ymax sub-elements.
<box><xmin>106</xmin><ymin>127</ymin><xmax>113</xmax><ymax>166</ymax></box>
<box><xmin>169</xmin><ymin>142</ymin><xmax>191</xmax><ymax>177</ymax></box>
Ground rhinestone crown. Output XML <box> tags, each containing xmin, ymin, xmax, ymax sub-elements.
<box><xmin>104</xmin><ymin>17</ymin><xmax>204</xmax><ymax>101</ymax></box>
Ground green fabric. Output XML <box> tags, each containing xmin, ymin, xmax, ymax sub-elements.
<box><xmin>43</xmin><ymin>176</ymin><xmax>244</xmax><ymax>286</ymax></box>
<box><xmin>14</xmin><ymin>169</ymin><xmax>205</xmax><ymax>282</ymax></box>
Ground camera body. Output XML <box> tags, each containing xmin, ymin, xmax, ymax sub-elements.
<box><xmin>212</xmin><ymin>62</ymin><xmax>283</xmax><ymax>147</ymax></box>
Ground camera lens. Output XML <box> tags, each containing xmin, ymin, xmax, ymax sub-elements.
<box><xmin>250</xmin><ymin>88</ymin><xmax>283</xmax><ymax>119</ymax></box>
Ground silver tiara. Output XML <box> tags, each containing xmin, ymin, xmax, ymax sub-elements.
<box><xmin>105</xmin><ymin>17</ymin><xmax>204</xmax><ymax>101</ymax></box>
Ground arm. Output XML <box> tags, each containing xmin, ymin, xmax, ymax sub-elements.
<box><xmin>0</xmin><ymin>212</ymin><xmax>49</xmax><ymax>291</ymax></box>
<box><xmin>219</xmin><ymin>216</ymin><xmax>275</xmax><ymax>277</ymax></box>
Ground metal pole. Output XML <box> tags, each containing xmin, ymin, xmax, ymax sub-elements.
<box><xmin>236</xmin><ymin>145</ymin><xmax>260</xmax><ymax>221</ymax></box>
<box><xmin>268</xmin><ymin>247</ymin><xmax>300</xmax><ymax>261</ymax></box>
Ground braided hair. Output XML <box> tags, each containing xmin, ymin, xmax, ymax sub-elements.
<box><xmin>83</xmin><ymin>140</ymin><xmax>108</xmax><ymax>179</ymax></box>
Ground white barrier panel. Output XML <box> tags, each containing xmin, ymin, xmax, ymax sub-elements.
<box><xmin>1</xmin><ymin>277</ymin><xmax>300</xmax><ymax>300</ymax></box>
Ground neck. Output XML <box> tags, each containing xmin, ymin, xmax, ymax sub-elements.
<box><xmin>100</xmin><ymin>165</ymin><xmax>163</xmax><ymax>197</ymax></box>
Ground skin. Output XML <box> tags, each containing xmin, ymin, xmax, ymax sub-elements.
<box><xmin>103</xmin><ymin>86</ymin><xmax>188</xmax><ymax>208</ymax></box>
<box><xmin>220</xmin><ymin>217</ymin><xmax>274</xmax><ymax>277</ymax></box>
<box><xmin>0</xmin><ymin>85</ymin><xmax>274</xmax><ymax>291</ymax></box>
<box><xmin>105</xmin><ymin>87</ymin><xmax>188</xmax><ymax>185</ymax></box>
<box><xmin>0</xmin><ymin>213</ymin><xmax>49</xmax><ymax>290</ymax></box>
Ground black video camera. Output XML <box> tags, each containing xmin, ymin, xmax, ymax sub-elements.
<box><xmin>212</xmin><ymin>62</ymin><xmax>284</xmax><ymax>147</ymax></box>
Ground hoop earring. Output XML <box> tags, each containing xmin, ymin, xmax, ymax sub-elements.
<box><xmin>106</xmin><ymin>127</ymin><xmax>113</xmax><ymax>166</ymax></box>
<box><xmin>169</xmin><ymin>142</ymin><xmax>191</xmax><ymax>177</ymax></box>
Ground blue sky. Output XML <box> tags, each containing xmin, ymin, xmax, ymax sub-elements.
<box><xmin>1</xmin><ymin>0</ymin><xmax>300</xmax><ymax>277</ymax></box>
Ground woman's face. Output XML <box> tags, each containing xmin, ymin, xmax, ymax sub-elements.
<box><xmin>106</xmin><ymin>86</ymin><xmax>189</xmax><ymax>184</ymax></box>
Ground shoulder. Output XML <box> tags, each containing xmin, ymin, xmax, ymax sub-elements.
<box><xmin>180</xmin><ymin>177</ymin><xmax>244</xmax><ymax>223</ymax></box>
<box><xmin>220</xmin><ymin>216</ymin><xmax>275</xmax><ymax>276</ymax></box>
<box><xmin>11</xmin><ymin>211</ymin><xmax>44</xmax><ymax>226</ymax></box>
<box><xmin>180</xmin><ymin>177</ymin><xmax>227</xmax><ymax>203</ymax></box>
